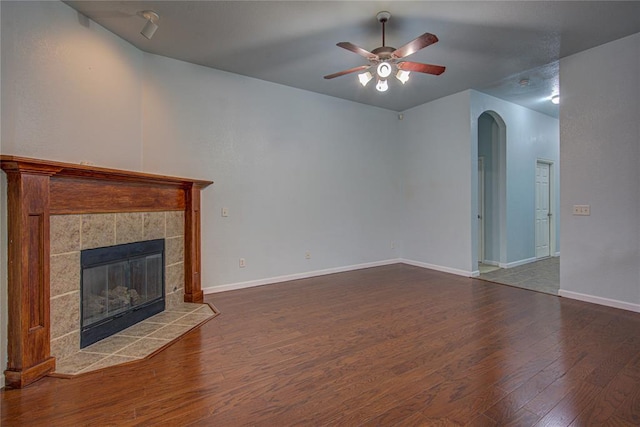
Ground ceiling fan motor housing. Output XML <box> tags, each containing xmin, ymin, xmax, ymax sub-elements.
<box><xmin>376</xmin><ymin>11</ymin><xmax>391</xmax><ymax>23</ymax></box>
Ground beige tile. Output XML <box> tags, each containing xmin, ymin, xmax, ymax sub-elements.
<box><xmin>50</xmin><ymin>292</ymin><xmax>80</xmax><ymax>339</ymax></box>
<box><xmin>165</xmin><ymin>236</ymin><xmax>184</xmax><ymax>265</ymax></box>
<box><xmin>51</xmin><ymin>331</ymin><xmax>80</xmax><ymax>361</ymax></box>
<box><xmin>115</xmin><ymin>337</ymin><xmax>169</xmax><ymax>358</ymax></box>
<box><xmin>146</xmin><ymin>310</ymin><xmax>187</xmax><ymax>324</ymax></box>
<box><xmin>50</xmin><ymin>215</ymin><xmax>81</xmax><ymax>254</ymax></box>
<box><xmin>165</xmin><ymin>211</ymin><xmax>184</xmax><ymax>238</ymax></box>
<box><xmin>117</xmin><ymin>321</ymin><xmax>166</xmax><ymax>338</ymax></box>
<box><xmin>166</xmin><ymin>288</ymin><xmax>186</xmax><ymax>310</ymax></box>
<box><xmin>115</xmin><ymin>212</ymin><xmax>143</xmax><ymax>245</ymax></box>
<box><xmin>148</xmin><ymin>324</ymin><xmax>193</xmax><ymax>340</ymax></box>
<box><xmin>194</xmin><ymin>304</ymin><xmax>216</xmax><ymax>315</ymax></box>
<box><xmin>143</xmin><ymin>212</ymin><xmax>166</xmax><ymax>240</ymax></box>
<box><xmin>55</xmin><ymin>352</ymin><xmax>106</xmax><ymax>375</ymax></box>
<box><xmin>79</xmin><ymin>354</ymin><xmax>139</xmax><ymax>374</ymax></box>
<box><xmin>81</xmin><ymin>214</ymin><xmax>115</xmax><ymax>249</ymax></box>
<box><xmin>166</xmin><ymin>301</ymin><xmax>201</xmax><ymax>314</ymax></box>
<box><xmin>50</xmin><ymin>252</ymin><xmax>80</xmax><ymax>298</ymax></box>
<box><xmin>82</xmin><ymin>335</ymin><xmax>140</xmax><ymax>355</ymax></box>
<box><xmin>172</xmin><ymin>312</ymin><xmax>214</xmax><ymax>327</ymax></box>
<box><xmin>166</xmin><ymin>262</ymin><xmax>184</xmax><ymax>294</ymax></box>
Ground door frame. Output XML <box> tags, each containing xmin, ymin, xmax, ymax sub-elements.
<box><xmin>535</xmin><ymin>159</ymin><xmax>556</xmax><ymax>258</ymax></box>
<box><xmin>478</xmin><ymin>156</ymin><xmax>485</xmax><ymax>263</ymax></box>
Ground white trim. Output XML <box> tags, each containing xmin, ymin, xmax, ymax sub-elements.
<box><xmin>482</xmin><ymin>260</ymin><xmax>500</xmax><ymax>267</ymax></box>
<box><xmin>401</xmin><ymin>259</ymin><xmax>475</xmax><ymax>277</ymax></box>
<box><xmin>498</xmin><ymin>257</ymin><xmax>537</xmax><ymax>269</ymax></box>
<box><xmin>203</xmin><ymin>259</ymin><xmax>402</xmax><ymax>294</ymax></box>
<box><xmin>554</xmin><ymin>252</ymin><xmax>560</xmax><ymax>257</ymax></box>
<box><xmin>559</xmin><ymin>290</ymin><xmax>640</xmax><ymax>313</ymax></box>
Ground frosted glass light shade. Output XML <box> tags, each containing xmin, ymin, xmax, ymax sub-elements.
<box><xmin>377</xmin><ymin>62</ymin><xmax>392</xmax><ymax>78</ymax></box>
<box><xmin>396</xmin><ymin>70</ymin><xmax>410</xmax><ymax>84</ymax></box>
<box><xmin>358</xmin><ymin>72</ymin><xmax>373</xmax><ymax>86</ymax></box>
<box><xmin>376</xmin><ymin>79</ymin><xmax>388</xmax><ymax>92</ymax></box>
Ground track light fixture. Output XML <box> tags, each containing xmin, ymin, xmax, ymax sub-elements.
<box><xmin>138</xmin><ymin>10</ymin><xmax>159</xmax><ymax>40</ymax></box>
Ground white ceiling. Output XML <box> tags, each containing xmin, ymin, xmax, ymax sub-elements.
<box><xmin>63</xmin><ymin>1</ymin><xmax>640</xmax><ymax>117</ymax></box>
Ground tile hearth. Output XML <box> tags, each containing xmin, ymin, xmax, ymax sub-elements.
<box><xmin>53</xmin><ymin>302</ymin><xmax>217</xmax><ymax>376</ymax></box>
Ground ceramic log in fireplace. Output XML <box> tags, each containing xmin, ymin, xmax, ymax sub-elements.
<box><xmin>0</xmin><ymin>155</ymin><xmax>212</xmax><ymax>388</ymax></box>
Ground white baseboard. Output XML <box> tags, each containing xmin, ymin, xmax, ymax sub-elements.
<box><xmin>400</xmin><ymin>259</ymin><xmax>474</xmax><ymax>277</ymax></box>
<box><xmin>203</xmin><ymin>258</ymin><xmax>402</xmax><ymax>294</ymax></box>
<box><xmin>499</xmin><ymin>257</ymin><xmax>537</xmax><ymax>269</ymax></box>
<box><xmin>481</xmin><ymin>260</ymin><xmax>500</xmax><ymax>267</ymax></box>
<box><xmin>559</xmin><ymin>290</ymin><xmax>640</xmax><ymax>313</ymax></box>
<box><xmin>554</xmin><ymin>252</ymin><xmax>560</xmax><ymax>257</ymax></box>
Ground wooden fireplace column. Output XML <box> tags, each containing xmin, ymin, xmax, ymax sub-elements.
<box><xmin>1</xmin><ymin>156</ymin><xmax>212</xmax><ymax>388</ymax></box>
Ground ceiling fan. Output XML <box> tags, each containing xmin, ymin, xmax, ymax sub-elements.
<box><xmin>324</xmin><ymin>11</ymin><xmax>446</xmax><ymax>92</ymax></box>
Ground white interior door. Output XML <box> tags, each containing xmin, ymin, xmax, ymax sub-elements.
<box><xmin>535</xmin><ymin>161</ymin><xmax>551</xmax><ymax>258</ymax></box>
<box><xmin>478</xmin><ymin>157</ymin><xmax>485</xmax><ymax>263</ymax></box>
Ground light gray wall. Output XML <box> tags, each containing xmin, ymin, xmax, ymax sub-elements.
<box><xmin>400</xmin><ymin>90</ymin><xmax>474</xmax><ymax>275</ymax></box>
<box><xmin>0</xmin><ymin>1</ymin><xmax>144</xmax><ymax>169</ymax></box>
<box><xmin>141</xmin><ymin>53</ymin><xmax>402</xmax><ymax>288</ymax></box>
<box><xmin>560</xmin><ymin>32</ymin><xmax>640</xmax><ymax>309</ymax></box>
<box><xmin>470</xmin><ymin>91</ymin><xmax>560</xmax><ymax>267</ymax></box>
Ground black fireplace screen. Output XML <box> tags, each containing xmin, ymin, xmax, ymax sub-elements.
<box><xmin>80</xmin><ymin>239</ymin><xmax>165</xmax><ymax>348</ymax></box>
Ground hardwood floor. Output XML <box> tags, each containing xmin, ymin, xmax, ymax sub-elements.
<box><xmin>2</xmin><ymin>264</ymin><xmax>640</xmax><ymax>426</ymax></box>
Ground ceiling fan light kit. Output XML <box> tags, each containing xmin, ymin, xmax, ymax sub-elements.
<box><xmin>324</xmin><ymin>11</ymin><xmax>446</xmax><ymax>93</ymax></box>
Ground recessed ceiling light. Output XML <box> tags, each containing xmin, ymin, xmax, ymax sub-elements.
<box><xmin>551</xmin><ymin>94</ymin><xmax>560</xmax><ymax>105</ymax></box>
<box><xmin>519</xmin><ymin>78</ymin><xmax>530</xmax><ymax>87</ymax></box>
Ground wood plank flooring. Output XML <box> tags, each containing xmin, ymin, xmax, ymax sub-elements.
<box><xmin>2</xmin><ymin>264</ymin><xmax>640</xmax><ymax>426</ymax></box>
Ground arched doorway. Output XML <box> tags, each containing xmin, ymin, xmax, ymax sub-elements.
<box><xmin>476</xmin><ymin>111</ymin><xmax>506</xmax><ymax>271</ymax></box>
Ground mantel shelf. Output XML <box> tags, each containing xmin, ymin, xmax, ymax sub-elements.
<box><xmin>0</xmin><ymin>155</ymin><xmax>213</xmax><ymax>189</ymax></box>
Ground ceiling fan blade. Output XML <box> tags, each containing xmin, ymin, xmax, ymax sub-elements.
<box><xmin>324</xmin><ymin>65</ymin><xmax>371</xmax><ymax>80</ymax></box>
<box><xmin>392</xmin><ymin>33</ymin><xmax>439</xmax><ymax>58</ymax></box>
<box><xmin>397</xmin><ymin>61</ymin><xmax>446</xmax><ymax>75</ymax></box>
<box><xmin>337</xmin><ymin>42</ymin><xmax>379</xmax><ymax>61</ymax></box>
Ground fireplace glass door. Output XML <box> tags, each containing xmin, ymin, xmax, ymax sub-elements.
<box><xmin>81</xmin><ymin>239</ymin><xmax>165</xmax><ymax>347</ymax></box>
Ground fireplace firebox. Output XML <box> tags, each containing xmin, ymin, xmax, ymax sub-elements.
<box><xmin>80</xmin><ymin>239</ymin><xmax>165</xmax><ymax>348</ymax></box>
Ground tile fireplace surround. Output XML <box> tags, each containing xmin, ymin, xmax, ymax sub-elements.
<box><xmin>0</xmin><ymin>156</ymin><xmax>213</xmax><ymax>388</ymax></box>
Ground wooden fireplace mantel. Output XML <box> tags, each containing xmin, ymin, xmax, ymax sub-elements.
<box><xmin>0</xmin><ymin>155</ymin><xmax>213</xmax><ymax>388</ymax></box>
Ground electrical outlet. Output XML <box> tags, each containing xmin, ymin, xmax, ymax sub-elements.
<box><xmin>305</xmin><ymin>251</ymin><xmax>311</xmax><ymax>260</ymax></box>
<box><xmin>239</xmin><ymin>258</ymin><xmax>246</xmax><ymax>268</ymax></box>
<box><xmin>572</xmin><ymin>205</ymin><xmax>590</xmax><ymax>216</ymax></box>
<box><xmin>221</xmin><ymin>207</ymin><xmax>229</xmax><ymax>217</ymax></box>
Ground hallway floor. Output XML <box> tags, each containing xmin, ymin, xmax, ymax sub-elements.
<box><xmin>478</xmin><ymin>257</ymin><xmax>559</xmax><ymax>295</ymax></box>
